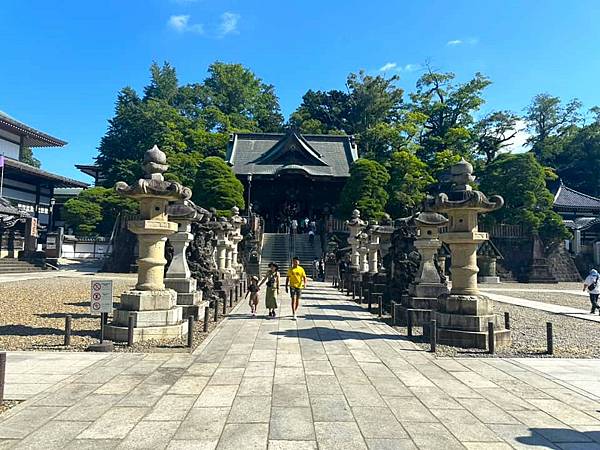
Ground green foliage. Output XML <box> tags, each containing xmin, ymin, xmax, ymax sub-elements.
<box><xmin>386</xmin><ymin>150</ymin><xmax>434</xmax><ymax>218</ymax></box>
<box><xmin>20</xmin><ymin>146</ymin><xmax>41</xmax><ymax>168</ymax></box>
<box><xmin>479</xmin><ymin>153</ymin><xmax>569</xmax><ymax>245</ymax></box>
<box><xmin>192</xmin><ymin>157</ymin><xmax>245</xmax><ymax>215</ymax></box>
<box><xmin>473</xmin><ymin>111</ymin><xmax>519</xmax><ymax>164</ymax></box>
<box><xmin>63</xmin><ymin>187</ymin><xmax>138</xmax><ymax>235</ymax></box>
<box><xmin>338</xmin><ymin>159</ymin><xmax>390</xmax><ymax>220</ymax></box>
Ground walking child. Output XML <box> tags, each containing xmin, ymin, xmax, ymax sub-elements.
<box><xmin>245</xmin><ymin>276</ymin><xmax>260</xmax><ymax>317</ymax></box>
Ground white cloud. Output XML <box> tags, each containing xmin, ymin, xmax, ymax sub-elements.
<box><xmin>167</xmin><ymin>14</ymin><xmax>203</xmax><ymax>33</ymax></box>
<box><xmin>401</xmin><ymin>63</ymin><xmax>420</xmax><ymax>72</ymax></box>
<box><xmin>447</xmin><ymin>39</ymin><xmax>463</xmax><ymax>46</ymax></box>
<box><xmin>379</xmin><ymin>62</ymin><xmax>397</xmax><ymax>72</ymax></box>
<box><xmin>505</xmin><ymin>120</ymin><xmax>530</xmax><ymax>154</ymax></box>
<box><xmin>447</xmin><ymin>37</ymin><xmax>478</xmax><ymax>46</ymax></box>
<box><xmin>219</xmin><ymin>12</ymin><xmax>240</xmax><ymax>36</ymax></box>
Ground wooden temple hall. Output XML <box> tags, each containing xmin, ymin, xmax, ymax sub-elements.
<box><xmin>227</xmin><ymin>131</ymin><xmax>358</xmax><ymax>232</ymax></box>
<box><xmin>0</xmin><ymin>111</ymin><xmax>87</xmax><ymax>258</ymax></box>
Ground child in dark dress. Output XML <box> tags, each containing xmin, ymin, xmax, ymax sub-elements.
<box><xmin>245</xmin><ymin>276</ymin><xmax>260</xmax><ymax>317</ymax></box>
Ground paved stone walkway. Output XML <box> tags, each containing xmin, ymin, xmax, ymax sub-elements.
<box><xmin>1</xmin><ymin>282</ymin><xmax>600</xmax><ymax>449</ymax></box>
<box><xmin>481</xmin><ymin>290</ymin><xmax>600</xmax><ymax>323</ymax></box>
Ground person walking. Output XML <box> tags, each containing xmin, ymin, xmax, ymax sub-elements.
<box><xmin>583</xmin><ymin>268</ymin><xmax>600</xmax><ymax>314</ymax></box>
<box><xmin>245</xmin><ymin>276</ymin><xmax>260</xmax><ymax>317</ymax></box>
<box><xmin>285</xmin><ymin>256</ymin><xmax>307</xmax><ymax>320</ymax></box>
<box><xmin>260</xmin><ymin>262</ymin><xmax>280</xmax><ymax>317</ymax></box>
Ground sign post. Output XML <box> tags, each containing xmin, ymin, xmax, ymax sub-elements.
<box><xmin>87</xmin><ymin>280</ymin><xmax>114</xmax><ymax>352</ymax></box>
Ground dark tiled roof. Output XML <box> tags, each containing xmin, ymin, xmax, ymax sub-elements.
<box><xmin>0</xmin><ymin>111</ymin><xmax>66</xmax><ymax>148</ymax></box>
<box><xmin>226</xmin><ymin>132</ymin><xmax>358</xmax><ymax>178</ymax></box>
<box><xmin>4</xmin><ymin>157</ymin><xmax>88</xmax><ymax>188</ymax></box>
<box><xmin>552</xmin><ymin>180</ymin><xmax>600</xmax><ymax>211</ymax></box>
<box><xmin>564</xmin><ymin>217</ymin><xmax>600</xmax><ymax>230</ymax></box>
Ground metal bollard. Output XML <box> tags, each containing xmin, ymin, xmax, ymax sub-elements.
<box><xmin>430</xmin><ymin>319</ymin><xmax>437</xmax><ymax>352</ymax></box>
<box><xmin>229</xmin><ymin>289</ymin><xmax>233</xmax><ymax>307</ymax></box>
<box><xmin>504</xmin><ymin>312</ymin><xmax>510</xmax><ymax>330</ymax></box>
<box><xmin>64</xmin><ymin>314</ymin><xmax>72</xmax><ymax>346</ymax></box>
<box><xmin>0</xmin><ymin>352</ymin><xmax>5</xmax><ymax>403</ymax></box>
<box><xmin>352</xmin><ymin>282</ymin><xmax>356</xmax><ymax>301</ymax></box>
<box><xmin>378</xmin><ymin>294</ymin><xmax>383</xmax><ymax>318</ymax></box>
<box><xmin>127</xmin><ymin>315</ymin><xmax>134</xmax><ymax>347</ymax></box>
<box><xmin>223</xmin><ymin>294</ymin><xmax>227</xmax><ymax>314</ymax></box>
<box><xmin>547</xmin><ymin>322</ymin><xmax>554</xmax><ymax>355</ymax></box>
<box><xmin>214</xmin><ymin>298</ymin><xmax>219</xmax><ymax>322</ymax></box>
<box><xmin>203</xmin><ymin>306</ymin><xmax>210</xmax><ymax>332</ymax></box>
<box><xmin>100</xmin><ymin>312</ymin><xmax>106</xmax><ymax>344</ymax></box>
<box><xmin>407</xmin><ymin>311</ymin><xmax>413</xmax><ymax>337</ymax></box>
<box><xmin>488</xmin><ymin>321</ymin><xmax>495</xmax><ymax>354</ymax></box>
<box><xmin>367</xmin><ymin>290</ymin><xmax>372</xmax><ymax>312</ymax></box>
<box><xmin>187</xmin><ymin>316</ymin><xmax>194</xmax><ymax>348</ymax></box>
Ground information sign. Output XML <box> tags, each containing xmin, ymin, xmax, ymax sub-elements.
<box><xmin>90</xmin><ymin>280</ymin><xmax>113</xmax><ymax>315</ymax></box>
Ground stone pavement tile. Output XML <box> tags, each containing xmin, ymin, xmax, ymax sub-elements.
<box><xmin>11</xmin><ymin>420</ymin><xmax>90</xmax><ymax>450</ymax></box>
<box><xmin>488</xmin><ymin>423</ymin><xmax>563</xmax><ymax>449</ymax></box>
<box><xmin>176</xmin><ymin>407</ymin><xmax>229</xmax><ymax>440</ymax></box>
<box><xmin>475</xmin><ymin>387</ymin><xmax>536</xmax><ymax>411</ymax></box>
<box><xmin>274</xmin><ymin>367</ymin><xmax>305</xmax><ymax>384</ymax></box>
<box><xmin>462</xmin><ymin>443</ymin><xmax>513</xmax><ymax>450</ymax></box>
<box><xmin>186</xmin><ymin>362</ymin><xmax>219</xmax><ymax>376</ymax></box>
<box><xmin>237</xmin><ymin>377</ymin><xmax>273</xmax><ymax>396</ymax></box>
<box><xmin>364</xmin><ymin>439</ymin><xmax>417</xmax><ymax>450</ymax></box>
<box><xmin>456</xmin><ymin>398</ymin><xmax>521</xmax><ymax>424</ymax></box>
<box><xmin>328</xmin><ymin>354</ymin><xmax>360</xmax><ymax>367</ymax></box>
<box><xmin>94</xmin><ymin>375</ymin><xmax>146</xmax><ymax>395</ymax></box>
<box><xmin>78</xmin><ymin>407</ymin><xmax>147</xmax><ymax>439</ymax></box>
<box><xmin>573</xmin><ymin>426</ymin><xmax>600</xmax><ymax>444</ymax></box>
<box><xmin>216</xmin><ymin>423</ymin><xmax>268</xmax><ymax>450</ymax></box>
<box><xmin>4</xmin><ymin>383</ymin><xmax>54</xmax><ymax>400</ymax></box>
<box><xmin>310</xmin><ymin>395</ymin><xmax>354</xmax><ymax>422</ymax></box>
<box><xmin>5</xmin><ymin>373</ymin><xmax>69</xmax><ymax>385</ymax></box>
<box><xmin>306</xmin><ymin>375</ymin><xmax>343</xmax><ymax>395</ymax></box>
<box><xmin>208</xmin><ymin>368</ymin><xmax>245</xmax><ymax>385</ymax></box>
<box><xmin>385</xmin><ymin>397</ymin><xmax>437</xmax><ymax>423</ymax></box>
<box><xmin>144</xmin><ymin>395</ymin><xmax>197</xmax><ymax>421</ymax></box>
<box><xmin>244</xmin><ymin>361</ymin><xmax>275</xmax><ymax>378</ymax></box>
<box><xmin>166</xmin><ymin>439</ymin><xmax>218</xmax><ymax>450</ymax></box>
<box><xmin>352</xmin><ymin>406</ymin><xmax>408</xmax><ymax>439</ymax></box>
<box><xmin>275</xmin><ymin>353</ymin><xmax>303</xmax><ymax>368</ymax></box>
<box><xmin>403</xmin><ymin>422</ymin><xmax>465</xmax><ymax>450</ymax></box>
<box><xmin>409</xmin><ymin>386</ymin><xmax>464</xmax><ymax>409</ymax></box>
<box><xmin>544</xmin><ymin>388</ymin><xmax>600</xmax><ymax>411</ymax></box>
<box><xmin>432</xmin><ymin>379</ymin><xmax>482</xmax><ymax>399</ymax></box>
<box><xmin>122</xmin><ymin>361</ymin><xmax>164</xmax><ymax>375</ymax></box>
<box><xmin>219</xmin><ymin>353</ymin><xmax>250</xmax><ymax>368</ymax></box>
<box><xmin>390</xmin><ymin>369</ymin><xmax>435</xmax><ymax>388</ymax></box>
<box><xmin>269</xmin><ymin>407</ymin><xmax>315</xmax><ymax>440</ymax></box>
<box><xmin>64</xmin><ymin>438</ymin><xmax>120</xmax><ymax>449</ymax></box>
<box><xmin>350</xmin><ymin>349</ymin><xmax>380</xmax><ymax>363</ymax></box>
<box><xmin>322</xmin><ymin>342</ymin><xmax>351</xmax><ymax>356</ymax></box>
<box><xmin>267</xmin><ymin>440</ymin><xmax>317</xmax><ymax>450</ymax></box>
<box><xmin>369</xmin><ymin>377</ymin><xmax>412</xmax><ymax>397</ymax></box>
<box><xmin>495</xmin><ymin>379</ymin><xmax>552</xmax><ymax>399</ymax></box>
<box><xmin>34</xmin><ymin>383</ymin><xmax>100</xmax><ymax>407</ymax></box>
<box><xmin>359</xmin><ymin>362</ymin><xmax>395</xmax><ymax>378</ymax></box>
<box><xmin>194</xmin><ymin>385</ymin><xmax>238</xmax><ymax>407</ymax></box>
<box><xmin>227</xmin><ymin>395</ymin><xmax>271</xmax><ymax>423</ymax></box>
<box><xmin>303</xmin><ymin>360</ymin><xmax>334</xmax><ymax>376</ymax></box>
<box><xmin>160</xmin><ymin>356</ymin><xmax>194</xmax><ymax>369</ymax></box>
<box><xmin>341</xmin><ymin>383</ymin><xmax>385</xmax><ymax>407</ymax></box>
<box><xmin>168</xmin><ymin>376</ymin><xmax>210</xmax><ymax>394</ymax></box>
<box><xmin>55</xmin><ymin>394</ymin><xmax>121</xmax><ymax>421</ymax></box>
<box><xmin>434</xmin><ymin>359</ymin><xmax>469</xmax><ymax>372</ymax></box>
<box><xmin>249</xmin><ymin>350</ymin><xmax>277</xmax><ymax>362</ymax></box>
<box><xmin>0</xmin><ymin>440</ymin><xmax>17</xmax><ymax>450</ymax></box>
<box><xmin>229</xmin><ymin>343</ymin><xmax>255</xmax><ymax>355</ymax></box>
<box><xmin>430</xmin><ymin>409</ymin><xmax>502</xmax><ymax>442</ymax></box>
<box><xmin>334</xmin><ymin>366</ymin><xmax>369</xmax><ymax>385</ymax></box>
<box><xmin>526</xmin><ymin>398</ymin><xmax>600</xmax><ymax>426</ymax></box>
<box><xmin>144</xmin><ymin>368</ymin><xmax>185</xmax><ymax>386</ymax></box>
<box><xmin>71</xmin><ymin>366</ymin><xmax>126</xmax><ymax>384</ymax></box>
<box><xmin>0</xmin><ymin>406</ymin><xmax>64</xmax><ymax>439</ymax></box>
<box><xmin>118</xmin><ymin>383</ymin><xmax>171</xmax><ymax>407</ymax></box>
<box><xmin>116</xmin><ymin>420</ymin><xmax>179</xmax><ymax>449</ymax></box>
<box><xmin>450</xmin><ymin>371</ymin><xmax>499</xmax><ymax>389</ymax></box>
<box><xmin>272</xmin><ymin>383</ymin><xmax>310</xmax><ymax>407</ymax></box>
<box><xmin>314</xmin><ymin>421</ymin><xmax>367</xmax><ymax>450</ymax></box>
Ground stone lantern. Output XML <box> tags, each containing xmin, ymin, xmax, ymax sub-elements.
<box><xmin>105</xmin><ymin>145</ymin><xmax>192</xmax><ymax>342</ymax></box>
<box><xmin>229</xmin><ymin>206</ymin><xmax>246</xmax><ymax>278</ymax></box>
<box><xmin>367</xmin><ymin>228</ymin><xmax>380</xmax><ymax>274</ymax></box>
<box><xmin>430</xmin><ymin>159</ymin><xmax>510</xmax><ymax>349</ymax></box>
<box><xmin>357</xmin><ymin>231</ymin><xmax>370</xmax><ymax>273</ymax></box>
<box><xmin>164</xmin><ymin>200</ymin><xmax>209</xmax><ymax>318</ymax></box>
<box><xmin>346</xmin><ymin>209</ymin><xmax>367</xmax><ymax>270</ymax></box>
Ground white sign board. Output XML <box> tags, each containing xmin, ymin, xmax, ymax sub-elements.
<box><xmin>46</xmin><ymin>236</ymin><xmax>57</xmax><ymax>250</ymax></box>
<box><xmin>90</xmin><ymin>280</ymin><xmax>113</xmax><ymax>315</ymax></box>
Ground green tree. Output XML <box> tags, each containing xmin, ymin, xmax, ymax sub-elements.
<box><xmin>20</xmin><ymin>146</ymin><xmax>41</xmax><ymax>168</ymax></box>
<box><xmin>409</xmin><ymin>70</ymin><xmax>491</xmax><ymax>163</ymax></box>
<box><xmin>338</xmin><ymin>159</ymin><xmax>390</xmax><ymax>220</ymax></box>
<box><xmin>473</xmin><ymin>111</ymin><xmax>519</xmax><ymax>164</ymax></box>
<box><xmin>386</xmin><ymin>150</ymin><xmax>434</xmax><ymax>217</ymax></box>
<box><xmin>479</xmin><ymin>153</ymin><xmax>569</xmax><ymax>246</ymax></box>
<box><xmin>524</xmin><ymin>93</ymin><xmax>582</xmax><ymax>163</ymax></box>
<box><xmin>192</xmin><ymin>157</ymin><xmax>245</xmax><ymax>215</ymax></box>
<box><xmin>63</xmin><ymin>187</ymin><xmax>138</xmax><ymax>235</ymax></box>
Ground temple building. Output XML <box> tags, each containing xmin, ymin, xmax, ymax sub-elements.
<box><xmin>226</xmin><ymin>131</ymin><xmax>358</xmax><ymax>232</ymax></box>
<box><xmin>0</xmin><ymin>111</ymin><xmax>87</xmax><ymax>258</ymax></box>
<box><xmin>550</xmin><ymin>179</ymin><xmax>600</xmax><ymax>260</ymax></box>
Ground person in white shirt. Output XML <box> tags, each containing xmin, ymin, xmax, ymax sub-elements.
<box><xmin>583</xmin><ymin>269</ymin><xmax>600</xmax><ymax>314</ymax></box>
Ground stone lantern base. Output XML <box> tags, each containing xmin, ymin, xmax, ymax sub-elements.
<box><xmin>104</xmin><ymin>289</ymin><xmax>188</xmax><ymax>343</ymax></box>
<box><xmin>429</xmin><ymin>295</ymin><xmax>511</xmax><ymax>349</ymax></box>
<box><xmin>393</xmin><ymin>295</ymin><xmax>437</xmax><ymax>326</ymax></box>
<box><xmin>165</xmin><ymin>277</ymin><xmax>207</xmax><ymax>319</ymax></box>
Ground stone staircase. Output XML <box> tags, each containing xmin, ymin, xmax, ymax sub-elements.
<box><xmin>548</xmin><ymin>244</ymin><xmax>582</xmax><ymax>282</ymax></box>
<box><xmin>259</xmin><ymin>233</ymin><xmax>322</xmax><ymax>277</ymax></box>
<box><xmin>0</xmin><ymin>258</ymin><xmax>46</xmax><ymax>274</ymax></box>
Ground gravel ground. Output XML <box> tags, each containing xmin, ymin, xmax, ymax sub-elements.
<box><xmin>0</xmin><ymin>276</ymin><xmax>236</xmax><ymax>353</ymax></box>
<box><xmin>481</xmin><ymin>282</ymin><xmax>591</xmax><ymax>310</ymax></box>
<box><xmin>393</xmin><ymin>300</ymin><xmax>600</xmax><ymax>358</ymax></box>
<box><xmin>0</xmin><ymin>401</ymin><xmax>20</xmax><ymax>415</ymax></box>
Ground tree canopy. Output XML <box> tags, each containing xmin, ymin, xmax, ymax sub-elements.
<box><xmin>192</xmin><ymin>156</ymin><xmax>245</xmax><ymax>215</ymax></box>
<box><xmin>338</xmin><ymin>159</ymin><xmax>390</xmax><ymax>220</ymax></box>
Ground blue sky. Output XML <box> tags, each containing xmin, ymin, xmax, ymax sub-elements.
<box><xmin>2</xmin><ymin>0</ymin><xmax>600</xmax><ymax>183</ymax></box>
